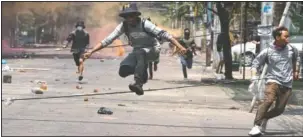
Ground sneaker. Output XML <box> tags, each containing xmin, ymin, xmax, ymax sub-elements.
<box><xmin>129</xmin><ymin>83</ymin><xmax>144</xmax><ymax>96</ymax></box>
<box><xmin>248</xmin><ymin>125</ymin><xmax>262</xmax><ymax>136</ymax></box>
<box><xmin>261</xmin><ymin>119</ymin><xmax>268</xmax><ymax>133</ymax></box>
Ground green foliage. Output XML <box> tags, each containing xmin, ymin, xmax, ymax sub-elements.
<box><xmin>289</xmin><ymin>4</ymin><xmax>303</xmax><ymax>35</ymax></box>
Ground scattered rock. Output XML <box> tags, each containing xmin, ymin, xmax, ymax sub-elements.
<box><xmin>118</xmin><ymin>104</ymin><xmax>126</xmax><ymax>107</ymax></box>
<box><xmin>108</xmin><ymin>88</ymin><xmax>111</xmax><ymax>90</ymax></box>
<box><xmin>126</xmin><ymin>110</ymin><xmax>135</xmax><ymax>113</ymax></box>
<box><xmin>18</xmin><ymin>69</ymin><xmax>26</xmax><ymax>73</ymax></box>
<box><xmin>31</xmin><ymin>88</ymin><xmax>44</xmax><ymax>94</ymax></box>
<box><xmin>39</xmin><ymin>82</ymin><xmax>48</xmax><ymax>91</ymax></box>
<box><xmin>4</xmin><ymin>97</ymin><xmax>14</xmax><ymax>106</ymax></box>
<box><xmin>229</xmin><ymin>106</ymin><xmax>239</xmax><ymax>110</ymax></box>
<box><xmin>84</xmin><ymin>97</ymin><xmax>89</xmax><ymax>101</ymax></box>
<box><xmin>100</xmin><ymin>59</ymin><xmax>104</xmax><ymax>62</ymax></box>
<box><xmin>132</xmin><ymin>102</ymin><xmax>138</xmax><ymax>104</ymax></box>
<box><xmin>76</xmin><ymin>85</ymin><xmax>82</xmax><ymax>89</ymax></box>
<box><xmin>3</xmin><ymin>75</ymin><xmax>12</xmax><ymax>83</ymax></box>
<box><xmin>55</xmin><ymin>79</ymin><xmax>60</xmax><ymax>81</ymax></box>
<box><xmin>189</xmin><ymin>100</ymin><xmax>192</xmax><ymax>102</ymax></box>
<box><xmin>97</xmin><ymin>107</ymin><xmax>113</xmax><ymax>115</ymax></box>
<box><xmin>93</xmin><ymin>89</ymin><xmax>99</xmax><ymax>93</ymax></box>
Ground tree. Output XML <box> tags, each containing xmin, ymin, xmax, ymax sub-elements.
<box><xmin>216</xmin><ymin>2</ymin><xmax>234</xmax><ymax>79</ymax></box>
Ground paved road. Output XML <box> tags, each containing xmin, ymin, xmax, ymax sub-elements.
<box><xmin>2</xmin><ymin>54</ymin><xmax>303</xmax><ymax>136</ymax></box>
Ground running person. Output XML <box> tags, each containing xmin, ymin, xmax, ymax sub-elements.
<box><xmin>83</xmin><ymin>3</ymin><xmax>186</xmax><ymax>95</ymax></box>
<box><xmin>63</xmin><ymin>21</ymin><xmax>90</xmax><ymax>81</ymax></box>
<box><xmin>248</xmin><ymin>26</ymin><xmax>301</xmax><ymax>136</ymax></box>
<box><xmin>178</xmin><ymin>28</ymin><xmax>197</xmax><ymax>80</ymax></box>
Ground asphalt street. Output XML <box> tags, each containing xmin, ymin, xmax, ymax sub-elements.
<box><xmin>2</xmin><ymin>52</ymin><xmax>303</xmax><ymax>136</ymax></box>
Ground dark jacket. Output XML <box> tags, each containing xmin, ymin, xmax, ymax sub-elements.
<box><xmin>66</xmin><ymin>30</ymin><xmax>90</xmax><ymax>52</ymax></box>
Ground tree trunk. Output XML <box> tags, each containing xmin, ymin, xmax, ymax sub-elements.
<box><xmin>216</xmin><ymin>2</ymin><xmax>233</xmax><ymax>79</ymax></box>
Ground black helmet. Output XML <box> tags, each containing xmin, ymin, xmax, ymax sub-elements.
<box><xmin>75</xmin><ymin>21</ymin><xmax>85</xmax><ymax>29</ymax></box>
<box><xmin>119</xmin><ymin>3</ymin><xmax>141</xmax><ymax>18</ymax></box>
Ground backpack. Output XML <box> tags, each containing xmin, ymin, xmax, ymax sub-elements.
<box><xmin>265</xmin><ymin>45</ymin><xmax>296</xmax><ymax>64</ymax></box>
<box><xmin>123</xmin><ymin>18</ymin><xmax>161</xmax><ymax>44</ymax></box>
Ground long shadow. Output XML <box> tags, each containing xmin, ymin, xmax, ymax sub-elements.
<box><xmin>2</xmin><ymin>117</ymin><xmax>294</xmax><ymax>132</ymax></box>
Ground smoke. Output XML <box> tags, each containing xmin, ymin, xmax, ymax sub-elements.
<box><xmin>87</xmin><ymin>2</ymin><xmax>122</xmax><ymax>27</ymax></box>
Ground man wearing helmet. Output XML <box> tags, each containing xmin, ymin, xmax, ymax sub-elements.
<box><xmin>63</xmin><ymin>21</ymin><xmax>90</xmax><ymax>81</ymax></box>
<box><xmin>84</xmin><ymin>3</ymin><xmax>186</xmax><ymax>95</ymax></box>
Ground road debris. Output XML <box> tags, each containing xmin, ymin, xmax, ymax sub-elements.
<box><xmin>31</xmin><ymin>88</ymin><xmax>44</xmax><ymax>94</ymax></box>
<box><xmin>93</xmin><ymin>89</ymin><xmax>99</xmax><ymax>93</ymax></box>
<box><xmin>18</xmin><ymin>69</ymin><xmax>26</xmax><ymax>73</ymax></box>
<box><xmin>76</xmin><ymin>85</ymin><xmax>82</xmax><ymax>89</ymax></box>
<box><xmin>97</xmin><ymin>107</ymin><xmax>113</xmax><ymax>115</ymax></box>
<box><xmin>84</xmin><ymin>97</ymin><xmax>89</xmax><ymax>101</ymax></box>
<box><xmin>229</xmin><ymin>106</ymin><xmax>240</xmax><ymax>110</ymax></box>
<box><xmin>3</xmin><ymin>75</ymin><xmax>12</xmax><ymax>83</ymax></box>
<box><xmin>118</xmin><ymin>104</ymin><xmax>126</xmax><ymax>107</ymax></box>
<box><xmin>4</xmin><ymin>97</ymin><xmax>14</xmax><ymax>106</ymax></box>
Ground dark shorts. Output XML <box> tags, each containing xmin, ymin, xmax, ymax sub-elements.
<box><xmin>72</xmin><ymin>49</ymin><xmax>85</xmax><ymax>66</ymax></box>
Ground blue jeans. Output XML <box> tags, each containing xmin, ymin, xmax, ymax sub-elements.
<box><xmin>180</xmin><ymin>56</ymin><xmax>193</xmax><ymax>78</ymax></box>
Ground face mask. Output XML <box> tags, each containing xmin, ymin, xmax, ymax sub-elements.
<box><xmin>184</xmin><ymin>32</ymin><xmax>190</xmax><ymax>38</ymax></box>
<box><xmin>77</xmin><ymin>26</ymin><xmax>83</xmax><ymax>31</ymax></box>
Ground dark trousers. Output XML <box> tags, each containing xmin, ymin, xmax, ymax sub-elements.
<box><xmin>119</xmin><ymin>49</ymin><xmax>148</xmax><ymax>85</ymax></box>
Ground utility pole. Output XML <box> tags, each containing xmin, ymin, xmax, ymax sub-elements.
<box><xmin>239</xmin><ymin>2</ymin><xmax>243</xmax><ymax>75</ymax></box>
<box><xmin>259</xmin><ymin>2</ymin><xmax>274</xmax><ymax>51</ymax></box>
<box><xmin>256</xmin><ymin>2</ymin><xmax>275</xmax><ymax>99</ymax></box>
<box><xmin>206</xmin><ymin>2</ymin><xmax>212</xmax><ymax>66</ymax></box>
<box><xmin>243</xmin><ymin>2</ymin><xmax>248</xmax><ymax>80</ymax></box>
